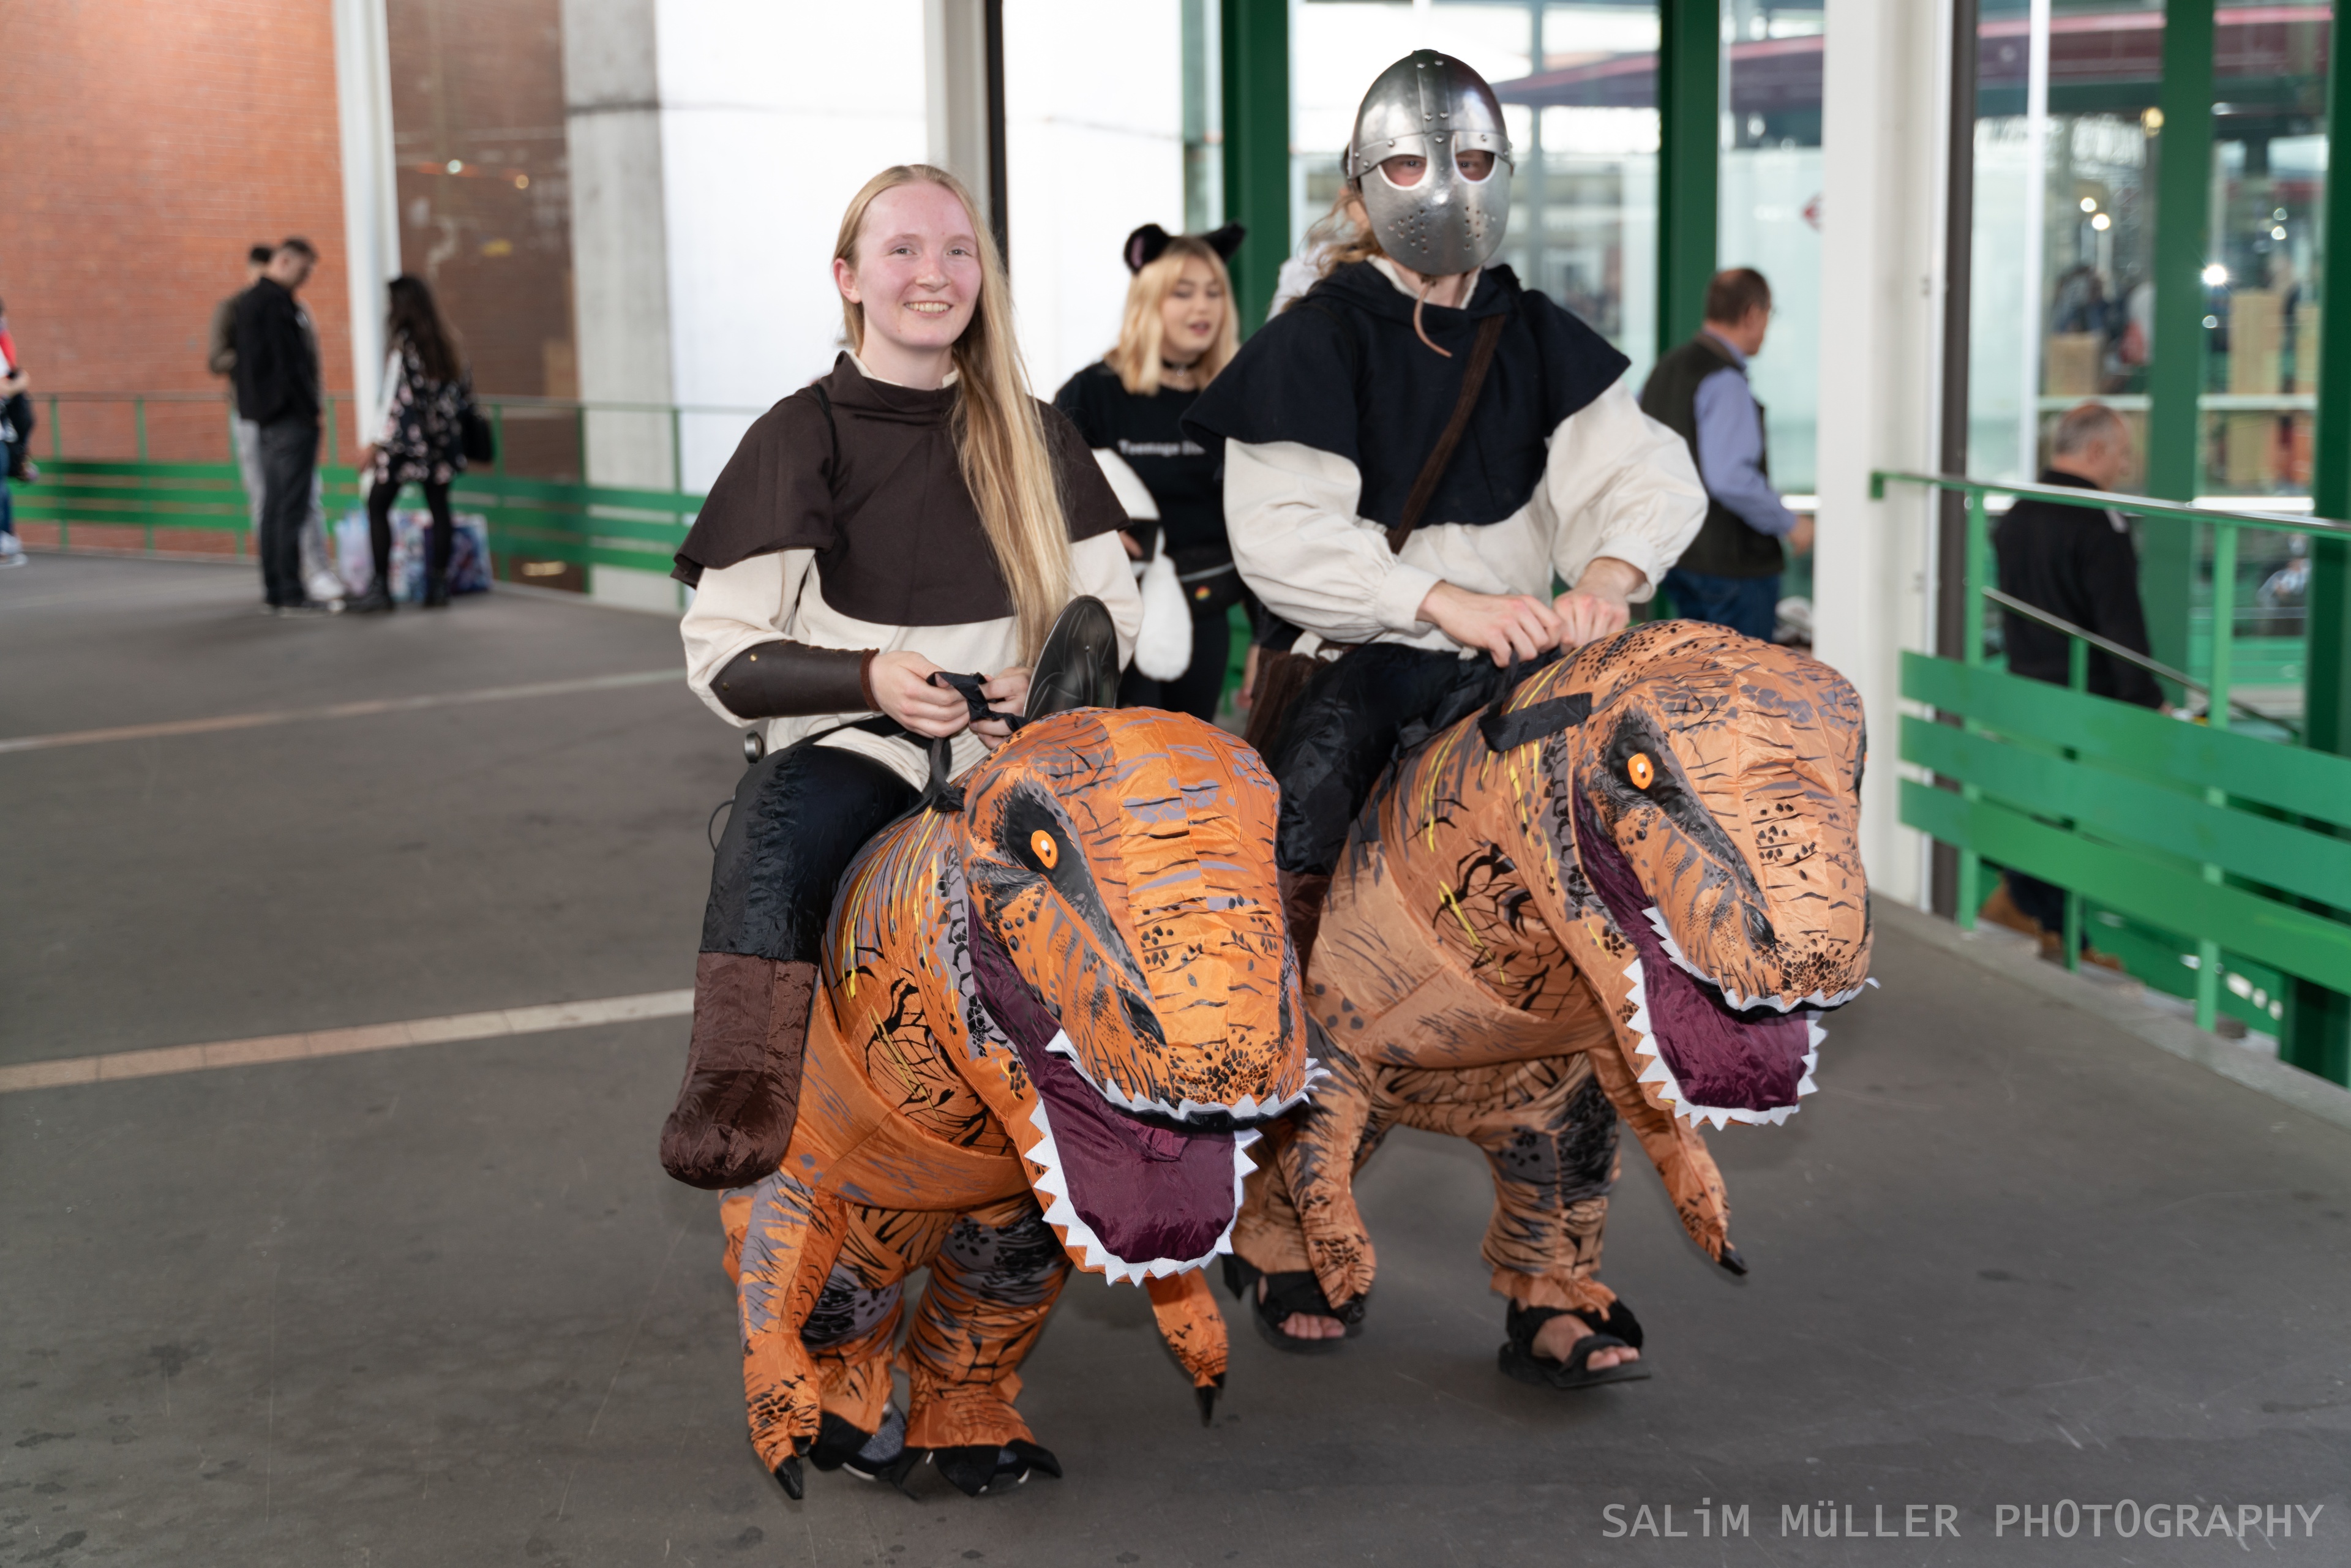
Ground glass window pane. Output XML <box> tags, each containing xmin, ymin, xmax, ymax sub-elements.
<box><xmin>1721</xmin><ymin>1</ymin><xmax>1825</xmax><ymax>497</ymax></box>
<box><xmin>386</xmin><ymin>0</ymin><xmax>579</xmax><ymax>481</ymax></box>
<box><xmin>1969</xmin><ymin>0</ymin><xmax>2165</xmax><ymax>486</ymax></box>
<box><xmin>2205</xmin><ymin>0</ymin><xmax>2329</xmax><ymax>505</ymax></box>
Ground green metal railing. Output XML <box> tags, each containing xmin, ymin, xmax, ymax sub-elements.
<box><xmin>10</xmin><ymin>391</ymin><xmax>751</xmax><ymax>582</ymax></box>
<box><xmin>1876</xmin><ymin>470</ymin><xmax>2351</xmax><ymax>1085</ymax></box>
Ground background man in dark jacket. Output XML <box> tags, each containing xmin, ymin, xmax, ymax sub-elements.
<box><xmin>232</xmin><ymin>238</ymin><xmax>323</xmax><ymax>613</ymax></box>
<box><xmin>211</xmin><ymin>244</ymin><xmax>276</xmax><ymax>541</ymax></box>
<box><xmin>1981</xmin><ymin>399</ymin><xmax>2163</xmax><ymax>957</ymax></box>
<box><xmin>1638</xmin><ymin>267</ymin><xmax>1812</xmax><ymax>640</ymax></box>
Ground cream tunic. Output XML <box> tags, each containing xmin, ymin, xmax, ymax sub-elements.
<box><xmin>1225</xmin><ymin>259</ymin><xmax>1708</xmax><ymax>656</ymax></box>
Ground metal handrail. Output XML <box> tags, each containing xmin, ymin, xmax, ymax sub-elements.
<box><xmin>1875</xmin><ymin>466</ymin><xmax>2315</xmax><ymax>1019</ymax></box>
<box><xmin>1982</xmin><ymin>587</ymin><xmax>2298</xmax><ymax>737</ymax></box>
<box><xmin>1871</xmin><ymin>469</ymin><xmax>2351</xmax><ymax>537</ymax></box>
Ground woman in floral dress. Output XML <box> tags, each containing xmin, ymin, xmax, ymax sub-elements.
<box><xmin>354</xmin><ymin>275</ymin><xmax>470</xmax><ymax>610</ymax></box>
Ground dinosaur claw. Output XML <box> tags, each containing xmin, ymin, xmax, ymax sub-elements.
<box><xmin>1717</xmin><ymin>1243</ymin><xmax>1747</xmax><ymax>1277</ymax></box>
<box><xmin>1196</xmin><ymin>1383</ymin><xmax>1218</xmax><ymax>1426</ymax></box>
<box><xmin>772</xmin><ymin>1455</ymin><xmax>804</xmax><ymax>1501</ymax></box>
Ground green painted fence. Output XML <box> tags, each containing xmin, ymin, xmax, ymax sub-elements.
<box><xmin>9</xmin><ymin>392</ymin><xmax>713</xmax><ymax>582</ymax></box>
<box><xmin>1878</xmin><ymin>470</ymin><xmax>2351</xmax><ymax>1086</ymax></box>
<box><xmin>13</xmin><ymin>457</ymin><xmax>699</xmax><ymax>580</ymax></box>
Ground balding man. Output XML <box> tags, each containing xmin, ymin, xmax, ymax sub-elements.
<box><xmin>1981</xmin><ymin>399</ymin><xmax>2162</xmax><ymax>958</ymax></box>
<box><xmin>1995</xmin><ymin>401</ymin><xmax>2162</xmax><ymax>707</ymax></box>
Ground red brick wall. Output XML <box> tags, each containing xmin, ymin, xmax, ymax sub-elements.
<box><xmin>0</xmin><ymin>0</ymin><xmax>355</xmax><ymax>462</ymax></box>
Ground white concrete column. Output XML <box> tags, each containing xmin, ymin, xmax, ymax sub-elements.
<box><xmin>1813</xmin><ymin>0</ymin><xmax>1952</xmax><ymax>910</ymax></box>
<box><xmin>331</xmin><ymin>0</ymin><xmax>400</xmax><ymax>445</ymax></box>
<box><xmin>1002</xmin><ymin>0</ymin><xmax>1185</xmax><ymax>397</ymax></box>
<box><xmin>562</xmin><ymin>0</ymin><xmax>681</xmax><ymax>609</ymax></box>
<box><xmin>927</xmin><ymin>0</ymin><xmax>996</xmax><ymax>221</ymax></box>
<box><xmin>653</xmin><ymin>0</ymin><xmax>928</xmax><ymax>493</ymax></box>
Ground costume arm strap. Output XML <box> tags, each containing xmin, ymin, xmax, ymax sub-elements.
<box><xmin>710</xmin><ymin>639</ymin><xmax>877</xmax><ymax>720</ymax></box>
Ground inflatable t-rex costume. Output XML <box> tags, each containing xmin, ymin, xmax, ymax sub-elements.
<box><xmin>722</xmin><ymin>706</ymin><xmax>1310</xmax><ymax>1498</ymax></box>
<box><xmin>1231</xmin><ymin>622</ymin><xmax>1870</xmax><ymax>1383</ymax></box>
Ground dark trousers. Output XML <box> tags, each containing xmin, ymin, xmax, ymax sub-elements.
<box><xmin>701</xmin><ymin>741</ymin><xmax>920</xmax><ymax>962</ymax></box>
<box><xmin>1662</xmin><ymin>566</ymin><xmax>1780</xmax><ymax>642</ymax></box>
<box><xmin>2004</xmin><ymin>871</ymin><xmax>2068</xmax><ymax>936</ymax></box>
<box><xmin>366</xmin><ymin>476</ymin><xmax>453</xmax><ymax>593</ymax></box>
<box><xmin>1118</xmin><ymin>590</ymin><xmax>1245</xmax><ymax>723</ymax></box>
<box><xmin>1267</xmin><ymin>643</ymin><xmax>1517</xmax><ymax>876</ymax></box>
<box><xmin>255</xmin><ymin>418</ymin><xmax>319</xmax><ymax>607</ymax></box>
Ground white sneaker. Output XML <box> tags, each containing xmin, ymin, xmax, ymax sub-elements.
<box><xmin>0</xmin><ymin>534</ymin><xmax>26</xmax><ymax>567</ymax></box>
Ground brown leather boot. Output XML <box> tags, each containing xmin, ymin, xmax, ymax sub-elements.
<box><xmin>1279</xmin><ymin>869</ymin><xmax>1332</xmax><ymax>975</ymax></box>
<box><xmin>659</xmin><ymin>953</ymin><xmax>816</xmax><ymax>1190</ymax></box>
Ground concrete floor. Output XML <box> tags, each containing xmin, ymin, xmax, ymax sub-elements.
<box><xmin>4</xmin><ymin>554</ymin><xmax>2349</xmax><ymax>1567</ymax></box>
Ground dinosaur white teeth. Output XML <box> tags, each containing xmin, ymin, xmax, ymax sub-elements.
<box><xmin>1021</xmin><ymin>1096</ymin><xmax>1255</xmax><ymax>1285</ymax></box>
<box><xmin>1642</xmin><ymin>904</ymin><xmax>1872</xmax><ymax>1013</ymax></box>
<box><xmin>1044</xmin><ymin>1027</ymin><xmax>1316</xmax><ymax>1123</ymax></box>
<box><xmin>1620</xmin><ymin>941</ymin><xmax>1831</xmax><ymax>1128</ymax></box>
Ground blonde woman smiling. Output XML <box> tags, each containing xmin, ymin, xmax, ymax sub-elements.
<box><xmin>1054</xmin><ymin>223</ymin><xmax>1249</xmax><ymax>722</ymax></box>
<box><xmin>659</xmin><ymin>165</ymin><xmax>1141</xmax><ymax>1193</ymax></box>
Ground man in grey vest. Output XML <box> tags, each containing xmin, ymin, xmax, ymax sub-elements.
<box><xmin>1638</xmin><ymin>268</ymin><xmax>1812</xmax><ymax>640</ymax></box>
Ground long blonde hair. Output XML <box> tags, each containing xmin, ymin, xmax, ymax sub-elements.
<box><xmin>834</xmin><ymin>165</ymin><xmax>1068</xmax><ymax>660</ymax></box>
<box><xmin>1103</xmin><ymin>237</ymin><xmax>1240</xmax><ymax>395</ymax></box>
<box><xmin>1306</xmin><ymin>185</ymin><xmax>1385</xmax><ymax>285</ymax></box>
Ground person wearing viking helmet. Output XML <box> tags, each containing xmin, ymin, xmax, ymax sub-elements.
<box><xmin>1183</xmin><ymin>52</ymin><xmax>1708</xmax><ymax>1364</ymax></box>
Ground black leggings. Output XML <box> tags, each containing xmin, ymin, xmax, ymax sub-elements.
<box><xmin>701</xmin><ymin>741</ymin><xmax>921</xmax><ymax>962</ymax></box>
<box><xmin>1266</xmin><ymin>643</ymin><xmax>1516</xmax><ymax>877</ymax></box>
<box><xmin>366</xmin><ymin>476</ymin><xmax>452</xmax><ymax>591</ymax></box>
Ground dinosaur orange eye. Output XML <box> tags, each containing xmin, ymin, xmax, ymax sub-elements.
<box><xmin>1029</xmin><ymin>830</ymin><xmax>1059</xmax><ymax>869</ymax></box>
<box><xmin>1627</xmin><ymin>752</ymin><xmax>1656</xmax><ymax>790</ymax></box>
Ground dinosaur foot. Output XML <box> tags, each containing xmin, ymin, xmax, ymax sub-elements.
<box><xmin>809</xmin><ymin>1407</ymin><xmax>923</xmax><ymax>1490</ymax></box>
<box><xmin>932</xmin><ymin>1439</ymin><xmax>1062</xmax><ymax>1497</ymax></box>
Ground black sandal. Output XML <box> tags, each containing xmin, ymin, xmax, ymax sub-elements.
<box><xmin>1497</xmin><ymin>1299</ymin><xmax>1652</xmax><ymax>1390</ymax></box>
<box><xmin>1221</xmin><ymin>1255</ymin><xmax>1360</xmax><ymax>1354</ymax></box>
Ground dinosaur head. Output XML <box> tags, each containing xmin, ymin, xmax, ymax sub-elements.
<box><xmin>1515</xmin><ymin>622</ymin><xmax>1870</xmax><ymax>1125</ymax></box>
<box><xmin>956</xmin><ymin>708</ymin><xmax>1311</xmax><ymax>1283</ymax></box>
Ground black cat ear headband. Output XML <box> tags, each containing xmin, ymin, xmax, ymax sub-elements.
<box><xmin>1122</xmin><ymin>222</ymin><xmax>1246</xmax><ymax>274</ymax></box>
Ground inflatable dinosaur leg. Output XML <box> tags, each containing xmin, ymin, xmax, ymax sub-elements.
<box><xmin>1438</xmin><ymin>1055</ymin><xmax>1623</xmax><ymax>1316</ymax></box>
<box><xmin>1373</xmin><ymin>1058</ymin><xmax>1609</xmax><ymax>1311</ymax></box>
<box><xmin>1231</xmin><ymin>1119</ymin><xmax>1314</xmax><ymax>1276</ymax></box>
<box><xmin>901</xmin><ymin>1197</ymin><xmax>1070</xmax><ymax>1455</ymax></box>
<box><xmin>1273</xmin><ymin>1030</ymin><xmax>1392</xmax><ymax>1317</ymax></box>
<box><xmin>1144</xmin><ymin>1269</ymin><xmax>1229</xmax><ymax>1420</ymax></box>
<box><xmin>806</xmin><ymin>1206</ymin><xmax>956</xmax><ymax>1441</ymax></box>
<box><xmin>732</xmin><ymin>1168</ymin><xmax>852</xmax><ymax>1479</ymax></box>
<box><xmin>1586</xmin><ymin>1038</ymin><xmax>1736</xmax><ymax>1268</ymax></box>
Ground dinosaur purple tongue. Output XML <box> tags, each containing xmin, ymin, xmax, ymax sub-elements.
<box><xmin>969</xmin><ymin>922</ymin><xmax>1240</xmax><ymax>1273</ymax></box>
<box><xmin>1575</xmin><ymin>797</ymin><xmax>1815</xmax><ymax>1121</ymax></box>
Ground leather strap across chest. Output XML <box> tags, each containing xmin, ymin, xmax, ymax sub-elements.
<box><xmin>1386</xmin><ymin>312</ymin><xmax>1509</xmax><ymax>554</ymax></box>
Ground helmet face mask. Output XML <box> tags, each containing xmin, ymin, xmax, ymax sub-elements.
<box><xmin>1344</xmin><ymin>51</ymin><xmax>1514</xmax><ymax>278</ymax></box>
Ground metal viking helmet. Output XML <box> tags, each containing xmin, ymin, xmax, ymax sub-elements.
<box><xmin>1343</xmin><ymin>50</ymin><xmax>1514</xmax><ymax>278</ymax></box>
